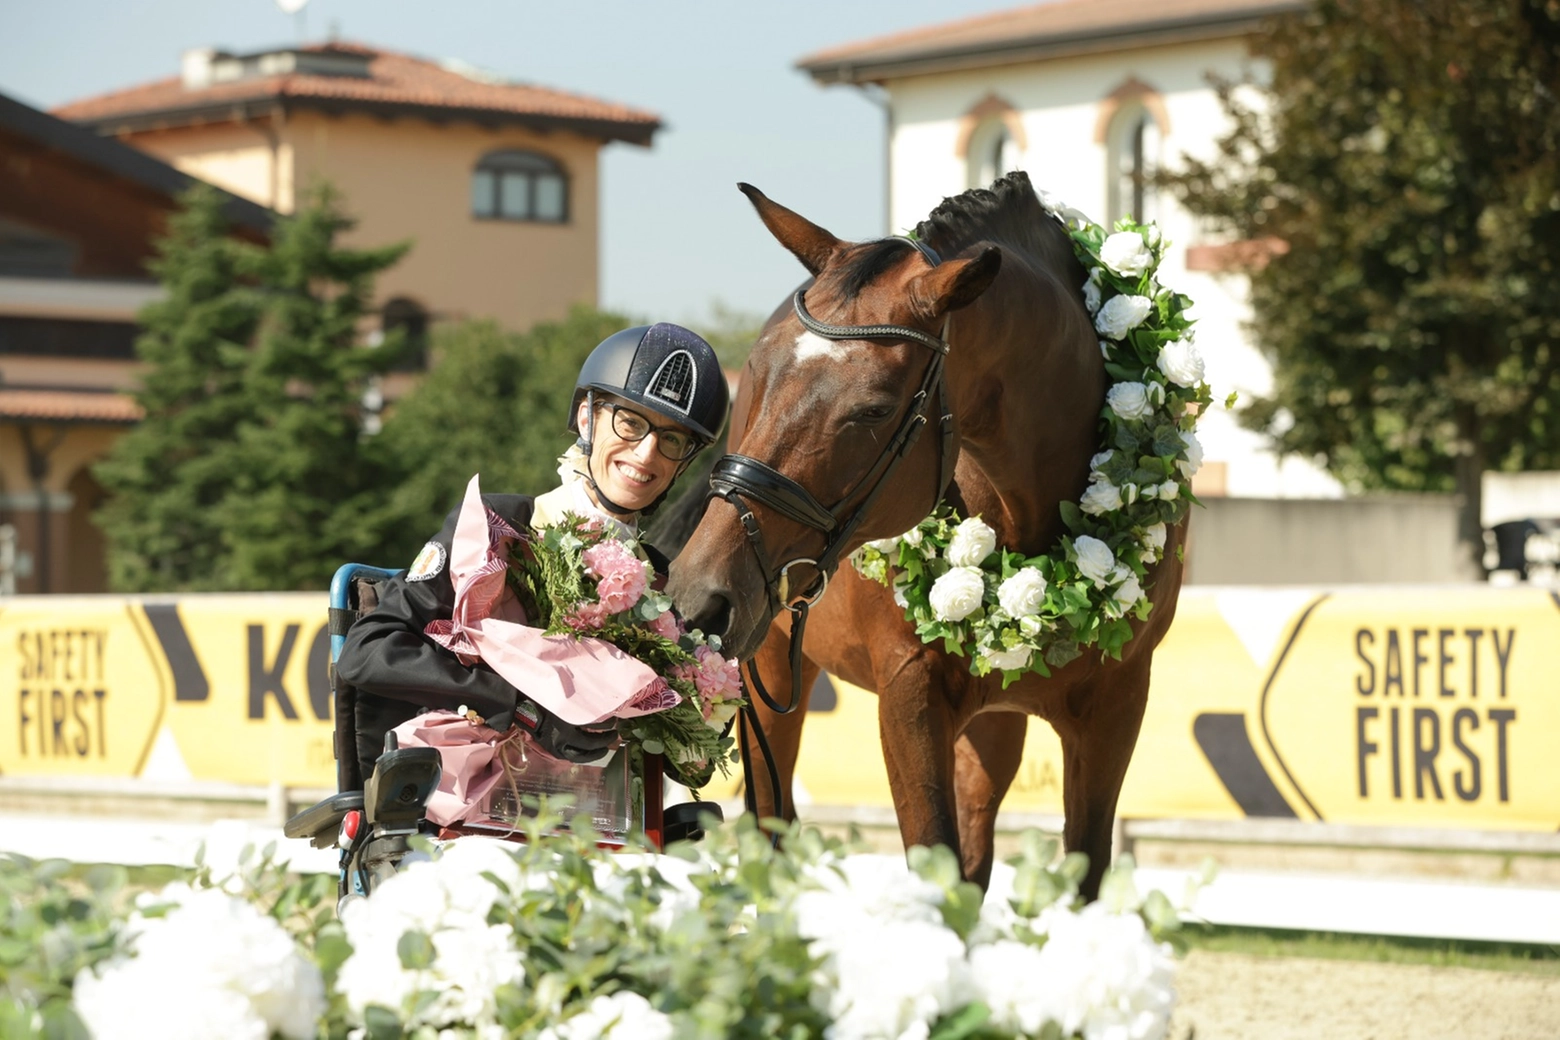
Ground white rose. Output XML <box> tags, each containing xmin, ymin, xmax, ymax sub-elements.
<box><xmin>1122</xmin><ymin>482</ymin><xmax>1140</xmax><ymax>505</ymax></box>
<box><xmin>1073</xmin><ymin>536</ymin><xmax>1115</xmax><ymax>586</ymax></box>
<box><xmin>902</xmin><ymin>526</ymin><xmax>924</xmax><ymax>548</ymax></box>
<box><xmin>1079</xmin><ymin>480</ymin><xmax>1123</xmax><ymax>515</ymax></box>
<box><xmin>1148</xmin><ymin>224</ymin><xmax>1163</xmax><ymax>247</ymax></box>
<box><xmin>1178</xmin><ymin>430</ymin><xmax>1204</xmax><ymax>478</ymax></box>
<box><xmin>983</xmin><ymin>645</ymin><xmax>1033</xmax><ymax>672</ymax></box>
<box><xmin>1099</xmin><ymin>339</ymin><xmax>1112</xmax><ymax>359</ymax></box>
<box><xmin>892</xmin><ymin>576</ymin><xmax>911</xmax><ymax>609</ymax></box>
<box><xmin>997</xmin><ymin>569</ymin><xmax>1048</xmax><ymax>617</ymax></box>
<box><xmin>1141</xmin><ymin>523</ymin><xmax>1167</xmax><ymax>555</ymax></box>
<box><xmin>1081</xmin><ymin>269</ymin><xmax>1103</xmax><ymax>315</ymax></box>
<box><xmin>946</xmin><ymin>516</ymin><xmax>997</xmax><ymax>567</ymax></box>
<box><xmin>864</xmin><ymin>536</ymin><xmax>900</xmax><ymax>554</ymax></box>
<box><xmin>1099</xmin><ymin>231</ymin><xmax>1153</xmax><ymax>278</ymax></box>
<box><xmin>1112</xmin><ymin>575</ymin><xmax>1144</xmax><ymax>613</ymax></box>
<box><xmin>928</xmin><ymin>566</ymin><xmax>986</xmax><ymax>621</ymax></box>
<box><xmin>1089</xmin><ymin>449</ymin><xmax>1115</xmax><ymax>472</ymax></box>
<box><xmin>1157</xmin><ymin>339</ymin><xmax>1206</xmax><ymax>387</ymax></box>
<box><xmin>1139</xmin><ymin>482</ymin><xmax>1158</xmax><ymax>500</ymax></box>
<box><xmin>1018</xmin><ymin>614</ymin><xmax>1044</xmax><ymax>638</ymax></box>
<box><xmin>1094</xmin><ymin>294</ymin><xmax>1153</xmax><ymax>339</ymax></box>
<box><xmin>1105</xmin><ymin>381</ymin><xmax>1154</xmax><ymax>420</ymax></box>
<box><xmin>1158</xmin><ymin>479</ymin><xmax>1180</xmax><ymax>500</ymax></box>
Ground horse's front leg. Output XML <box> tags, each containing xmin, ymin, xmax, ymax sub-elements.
<box><xmin>953</xmin><ymin>711</ymin><xmax>1027</xmax><ymax>889</ymax></box>
<box><xmin>877</xmin><ymin>654</ymin><xmax>962</xmax><ymax>861</ymax></box>
<box><xmin>740</xmin><ymin>618</ymin><xmax>820</xmax><ymax>820</ymax></box>
<box><xmin>1060</xmin><ymin>655</ymin><xmax>1151</xmax><ymax>899</ymax></box>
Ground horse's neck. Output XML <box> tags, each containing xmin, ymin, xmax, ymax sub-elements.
<box><xmin>948</xmin><ymin>246</ymin><xmax>1103</xmax><ymax>553</ymax></box>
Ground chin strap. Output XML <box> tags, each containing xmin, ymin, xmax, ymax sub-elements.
<box><xmin>578</xmin><ymin>391</ymin><xmax>704</xmax><ymax>520</ymax></box>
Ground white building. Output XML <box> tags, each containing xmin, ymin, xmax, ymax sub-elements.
<box><xmin>799</xmin><ymin>0</ymin><xmax>1340</xmax><ymax>499</ymax></box>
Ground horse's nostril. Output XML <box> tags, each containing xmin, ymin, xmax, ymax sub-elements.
<box><xmin>687</xmin><ymin>592</ymin><xmax>733</xmax><ymax>640</ymax></box>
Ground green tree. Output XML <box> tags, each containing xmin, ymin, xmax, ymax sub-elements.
<box><xmin>94</xmin><ymin>186</ymin><xmax>260</xmax><ymax>591</ymax></box>
<box><xmin>1165</xmin><ymin>0</ymin><xmax>1560</xmax><ymax>570</ymax></box>
<box><xmin>368</xmin><ymin>305</ymin><xmax>632</xmax><ymax>564</ymax></box>
<box><xmin>211</xmin><ymin>185</ymin><xmax>409</xmax><ymax>589</ymax></box>
<box><xmin>96</xmin><ymin>184</ymin><xmax>408</xmax><ymax>591</ymax></box>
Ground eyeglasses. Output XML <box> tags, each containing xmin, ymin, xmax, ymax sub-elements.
<box><xmin>600</xmin><ymin>402</ymin><xmax>701</xmax><ymax>461</ymax></box>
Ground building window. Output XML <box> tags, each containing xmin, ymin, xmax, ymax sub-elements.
<box><xmin>966</xmin><ymin>118</ymin><xmax>1022</xmax><ymax>190</ymax></box>
<box><xmin>471</xmin><ymin>150</ymin><xmax>568</xmax><ymax>223</ymax></box>
<box><xmin>1107</xmin><ymin>103</ymin><xmax>1160</xmax><ymax>226</ymax></box>
<box><xmin>381</xmin><ymin>296</ymin><xmax>429</xmax><ymax>371</ymax></box>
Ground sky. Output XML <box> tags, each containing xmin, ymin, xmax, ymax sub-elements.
<box><xmin>0</xmin><ymin>0</ymin><xmax>1024</xmax><ymax>325</ymax></box>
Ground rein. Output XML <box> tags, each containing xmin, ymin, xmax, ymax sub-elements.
<box><xmin>706</xmin><ymin>240</ymin><xmax>960</xmax><ymax>821</ymax></box>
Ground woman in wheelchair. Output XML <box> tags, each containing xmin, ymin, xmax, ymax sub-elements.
<box><xmin>334</xmin><ymin>322</ymin><xmax>728</xmax><ymax>809</ymax></box>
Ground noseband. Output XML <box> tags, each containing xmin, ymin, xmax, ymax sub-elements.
<box><xmin>707</xmin><ymin>240</ymin><xmax>960</xmax><ymax>817</ymax></box>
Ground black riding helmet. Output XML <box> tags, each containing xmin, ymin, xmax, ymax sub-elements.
<box><xmin>569</xmin><ymin>323</ymin><xmax>728</xmax><ymax>443</ymax></box>
<box><xmin>569</xmin><ymin>323</ymin><xmax>729</xmax><ymax>514</ymax></box>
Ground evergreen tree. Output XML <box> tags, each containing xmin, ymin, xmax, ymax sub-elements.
<box><xmin>213</xmin><ymin>184</ymin><xmax>409</xmax><ymax>589</ymax></box>
<box><xmin>1165</xmin><ymin>0</ymin><xmax>1560</xmax><ymax>570</ymax></box>
<box><xmin>369</xmin><ymin>305</ymin><xmax>632</xmax><ymax>565</ymax></box>
<box><xmin>96</xmin><ymin>184</ymin><xmax>408</xmax><ymax>591</ymax></box>
<box><xmin>94</xmin><ymin>186</ymin><xmax>260</xmax><ymax>591</ymax></box>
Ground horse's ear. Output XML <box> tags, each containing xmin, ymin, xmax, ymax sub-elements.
<box><xmin>909</xmin><ymin>246</ymin><xmax>1002</xmax><ymax>318</ymax></box>
<box><xmin>738</xmin><ymin>183</ymin><xmax>842</xmax><ymax>277</ymax></box>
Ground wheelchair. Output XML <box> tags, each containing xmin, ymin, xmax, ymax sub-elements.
<box><xmin>283</xmin><ymin>563</ymin><xmax>722</xmax><ymax>907</ymax></box>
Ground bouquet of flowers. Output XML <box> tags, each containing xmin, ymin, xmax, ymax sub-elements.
<box><xmin>506</xmin><ymin>513</ymin><xmax>743</xmax><ymax>780</ymax></box>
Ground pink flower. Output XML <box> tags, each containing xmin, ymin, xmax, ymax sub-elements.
<box><xmin>582</xmin><ymin>540</ymin><xmax>649</xmax><ymax>615</ymax></box>
<box><xmin>564</xmin><ymin>602</ymin><xmax>609</xmax><ymax>631</ymax></box>
<box><xmin>647</xmin><ymin>610</ymin><xmax>684</xmax><ymax>641</ymax></box>
<box><xmin>687</xmin><ymin>645</ymin><xmax>743</xmax><ymax>706</ymax></box>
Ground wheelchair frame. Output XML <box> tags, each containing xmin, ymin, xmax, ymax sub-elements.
<box><xmin>284</xmin><ymin>563</ymin><xmax>717</xmax><ymax>905</ymax></box>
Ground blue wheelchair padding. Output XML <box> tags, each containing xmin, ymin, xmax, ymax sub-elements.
<box><xmin>330</xmin><ymin>563</ymin><xmax>404</xmax><ymax>663</ymax></box>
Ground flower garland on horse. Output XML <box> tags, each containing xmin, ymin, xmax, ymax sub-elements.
<box><xmin>853</xmin><ymin>199</ymin><xmax>1215</xmax><ymax>686</ymax></box>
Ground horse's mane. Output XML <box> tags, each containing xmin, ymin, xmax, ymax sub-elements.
<box><xmin>912</xmin><ymin>170</ymin><xmax>1080</xmax><ymax>280</ymax></box>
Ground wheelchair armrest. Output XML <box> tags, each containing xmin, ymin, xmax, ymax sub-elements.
<box><xmin>284</xmin><ymin>790</ymin><xmax>365</xmax><ymax>849</ymax></box>
<box><xmin>662</xmin><ymin>800</ymin><xmax>723</xmax><ymax>845</ymax></box>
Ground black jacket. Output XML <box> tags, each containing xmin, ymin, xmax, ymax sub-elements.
<box><xmin>336</xmin><ymin>492</ymin><xmax>670</xmax><ymax>784</ymax></box>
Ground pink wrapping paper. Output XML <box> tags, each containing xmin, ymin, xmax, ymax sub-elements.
<box><xmin>392</xmin><ymin>710</ymin><xmax>523</xmax><ymax>827</ymax></box>
<box><xmin>424</xmin><ymin>474</ymin><xmax>679</xmax><ymax>726</ymax></box>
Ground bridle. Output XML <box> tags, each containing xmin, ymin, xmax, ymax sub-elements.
<box><xmin>705</xmin><ymin>237</ymin><xmax>960</xmax><ymax>821</ymax></box>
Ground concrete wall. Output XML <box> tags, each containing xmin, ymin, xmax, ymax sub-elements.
<box><xmin>879</xmin><ymin>36</ymin><xmax>1343</xmax><ymax>501</ymax></box>
<box><xmin>1183</xmin><ymin>495</ymin><xmax>1474</xmax><ymax>585</ymax></box>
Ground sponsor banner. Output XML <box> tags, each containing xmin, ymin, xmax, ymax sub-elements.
<box><xmin>0</xmin><ymin>588</ymin><xmax>1555</xmax><ymax>832</ymax></box>
<box><xmin>789</xmin><ymin>587</ymin><xmax>1558</xmax><ymax>832</ymax></box>
<box><xmin>0</xmin><ymin>594</ymin><xmax>335</xmax><ymax>788</ymax></box>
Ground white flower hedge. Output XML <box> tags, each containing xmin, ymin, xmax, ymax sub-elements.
<box><xmin>3</xmin><ymin>811</ymin><xmax>1190</xmax><ymax>1040</ymax></box>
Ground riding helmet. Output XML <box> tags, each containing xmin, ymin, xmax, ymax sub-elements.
<box><xmin>569</xmin><ymin>323</ymin><xmax>729</xmax><ymax>444</ymax></box>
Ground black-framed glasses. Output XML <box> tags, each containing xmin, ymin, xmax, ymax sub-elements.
<box><xmin>600</xmin><ymin>401</ymin><xmax>700</xmax><ymax>461</ymax></box>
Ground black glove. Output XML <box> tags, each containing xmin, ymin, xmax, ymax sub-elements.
<box><xmin>511</xmin><ymin>697</ymin><xmax>619</xmax><ymax>764</ymax></box>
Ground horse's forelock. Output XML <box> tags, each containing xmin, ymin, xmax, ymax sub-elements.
<box><xmin>913</xmin><ymin>171</ymin><xmax>1073</xmax><ymax>276</ymax></box>
<box><xmin>830</xmin><ymin>238</ymin><xmax>920</xmax><ymax>301</ymax></box>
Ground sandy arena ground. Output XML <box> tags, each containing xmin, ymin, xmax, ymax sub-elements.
<box><xmin>1170</xmin><ymin>951</ymin><xmax>1560</xmax><ymax>1040</ymax></box>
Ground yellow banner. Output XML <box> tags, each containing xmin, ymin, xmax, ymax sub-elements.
<box><xmin>0</xmin><ymin>587</ymin><xmax>1554</xmax><ymax>832</ymax></box>
<box><xmin>790</xmin><ymin>587</ymin><xmax>1559</xmax><ymax>832</ymax></box>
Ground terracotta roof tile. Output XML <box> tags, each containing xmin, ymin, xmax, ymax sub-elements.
<box><xmin>54</xmin><ymin>42</ymin><xmax>660</xmax><ymax>143</ymax></box>
<box><xmin>799</xmin><ymin>0</ymin><xmax>1304</xmax><ymax>81</ymax></box>
<box><xmin>0</xmin><ymin>389</ymin><xmax>143</xmax><ymax>423</ymax></box>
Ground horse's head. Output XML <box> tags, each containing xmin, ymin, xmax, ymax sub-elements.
<box><xmin>667</xmin><ymin>184</ymin><xmax>1002</xmax><ymax>658</ymax></box>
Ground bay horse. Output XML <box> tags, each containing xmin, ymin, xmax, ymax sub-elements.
<box><xmin>666</xmin><ymin>171</ymin><xmax>1187</xmax><ymax>896</ymax></box>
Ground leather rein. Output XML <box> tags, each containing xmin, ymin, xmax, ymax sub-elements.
<box><xmin>705</xmin><ymin>238</ymin><xmax>960</xmax><ymax>820</ymax></box>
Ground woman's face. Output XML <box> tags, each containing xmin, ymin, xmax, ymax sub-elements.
<box><xmin>578</xmin><ymin>395</ymin><xmax>692</xmax><ymax>513</ymax></box>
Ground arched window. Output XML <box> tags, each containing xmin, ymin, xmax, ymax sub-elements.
<box><xmin>968</xmin><ymin>120</ymin><xmax>1022</xmax><ymax>189</ymax></box>
<box><xmin>381</xmin><ymin>296</ymin><xmax>429</xmax><ymax>371</ymax></box>
<box><xmin>1105</xmin><ymin>102</ymin><xmax>1162</xmax><ymax>226</ymax></box>
<box><xmin>470</xmin><ymin>150</ymin><xmax>568</xmax><ymax>223</ymax></box>
<box><xmin>957</xmin><ymin>95</ymin><xmax>1028</xmax><ymax>191</ymax></box>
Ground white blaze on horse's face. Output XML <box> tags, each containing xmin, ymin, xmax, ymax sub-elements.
<box><xmin>792</xmin><ymin>329</ymin><xmax>851</xmax><ymax>364</ymax></box>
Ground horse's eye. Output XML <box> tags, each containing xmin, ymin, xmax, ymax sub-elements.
<box><xmin>849</xmin><ymin>405</ymin><xmax>896</xmax><ymax>426</ymax></box>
